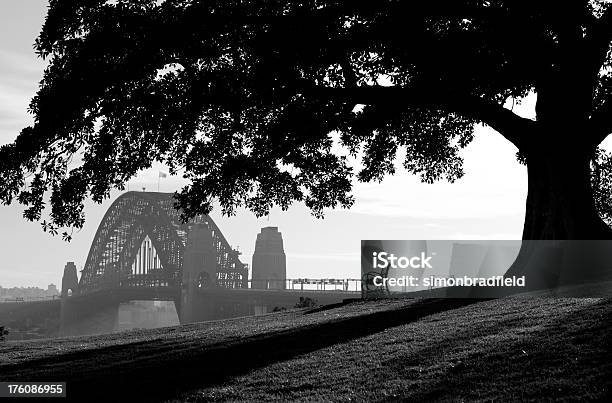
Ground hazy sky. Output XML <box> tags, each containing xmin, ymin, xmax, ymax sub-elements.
<box><xmin>0</xmin><ymin>1</ymin><xmax>551</xmax><ymax>288</ymax></box>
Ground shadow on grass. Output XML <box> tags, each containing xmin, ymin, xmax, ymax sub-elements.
<box><xmin>0</xmin><ymin>298</ymin><xmax>481</xmax><ymax>402</ymax></box>
<box><xmin>383</xmin><ymin>298</ymin><xmax>612</xmax><ymax>401</ymax></box>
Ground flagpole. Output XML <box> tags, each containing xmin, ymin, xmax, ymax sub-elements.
<box><xmin>158</xmin><ymin>175</ymin><xmax>160</xmax><ymax>192</ymax></box>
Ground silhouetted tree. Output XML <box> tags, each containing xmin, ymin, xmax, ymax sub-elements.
<box><xmin>0</xmin><ymin>326</ymin><xmax>8</xmax><ymax>342</ymax></box>
<box><xmin>295</xmin><ymin>297</ymin><xmax>318</xmax><ymax>308</ymax></box>
<box><xmin>592</xmin><ymin>149</ymin><xmax>612</xmax><ymax>226</ymax></box>
<box><xmin>0</xmin><ymin>1</ymin><xmax>611</xmax><ymax>271</ymax></box>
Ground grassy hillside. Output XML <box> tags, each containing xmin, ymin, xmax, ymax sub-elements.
<box><xmin>0</xmin><ymin>297</ymin><xmax>610</xmax><ymax>402</ymax></box>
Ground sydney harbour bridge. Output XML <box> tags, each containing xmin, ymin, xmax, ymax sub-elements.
<box><xmin>59</xmin><ymin>191</ymin><xmax>359</xmax><ymax>336</ymax></box>
<box><xmin>78</xmin><ymin>191</ymin><xmax>247</xmax><ymax>293</ymax></box>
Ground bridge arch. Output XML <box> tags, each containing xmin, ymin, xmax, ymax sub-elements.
<box><xmin>79</xmin><ymin>192</ymin><xmax>247</xmax><ymax>293</ymax></box>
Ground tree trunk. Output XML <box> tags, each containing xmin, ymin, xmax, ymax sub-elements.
<box><xmin>505</xmin><ymin>145</ymin><xmax>612</xmax><ymax>291</ymax></box>
<box><xmin>521</xmin><ymin>150</ymin><xmax>612</xmax><ymax>240</ymax></box>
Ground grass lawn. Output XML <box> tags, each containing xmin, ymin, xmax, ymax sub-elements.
<box><xmin>1</xmin><ymin>297</ymin><xmax>610</xmax><ymax>402</ymax></box>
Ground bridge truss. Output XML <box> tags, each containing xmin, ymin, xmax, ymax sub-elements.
<box><xmin>79</xmin><ymin>192</ymin><xmax>247</xmax><ymax>293</ymax></box>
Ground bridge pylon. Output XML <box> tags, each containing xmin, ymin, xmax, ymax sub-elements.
<box><xmin>60</xmin><ymin>262</ymin><xmax>120</xmax><ymax>336</ymax></box>
<box><xmin>252</xmin><ymin>227</ymin><xmax>286</xmax><ymax>290</ymax></box>
<box><xmin>179</xmin><ymin>223</ymin><xmax>218</xmax><ymax>323</ymax></box>
<box><xmin>61</xmin><ymin>262</ymin><xmax>79</xmax><ymax>297</ymax></box>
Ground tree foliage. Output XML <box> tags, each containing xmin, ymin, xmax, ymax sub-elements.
<box><xmin>0</xmin><ymin>0</ymin><xmax>610</xmax><ymax>237</ymax></box>
<box><xmin>593</xmin><ymin>148</ymin><xmax>612</xmax><ymax>226</ymax></box>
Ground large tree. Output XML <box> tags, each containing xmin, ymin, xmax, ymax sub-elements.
<box><xmin>1</xmin><ymin>0</ymin><xmax>611</xmax><ymax>281</ymax></box>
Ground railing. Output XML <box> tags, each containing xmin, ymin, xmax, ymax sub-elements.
<box><xmin>1</xmin><ymin>279</ymin><xmax>362</xmax><ymax>302</ymax></box>
<box><xmin>0</xmin><ymin>295</ymin><xmax>61</xmax><ymax>303</ymax></box>
<box><xmin>247</xmin><ymin>278</ymin><xmax>362</xmax><ymax>292</ymax></box>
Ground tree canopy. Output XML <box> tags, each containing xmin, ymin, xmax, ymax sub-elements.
<box><xmin>0</xmin><ymin>0</ymin><xmax>610</xmax><ymax>240</ymax></box>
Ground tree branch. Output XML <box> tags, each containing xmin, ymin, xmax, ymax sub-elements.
<box><xmin>306</xmin><ymin>85</ymin><xmax>534</xmax><ymax>148</ymax></box>
<box><xmin>589</xmin><ymin>4</ymin><xmax>612</xmax><ymax>73</ymax></box>
<box><xmin>597</xmin><ymin>5</ymin><xmax>612</xmax><ymax>41</ymax></box>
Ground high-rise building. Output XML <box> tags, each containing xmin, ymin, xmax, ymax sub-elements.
<box><xmin>46</xmin><ymin>283</ymin><xmax>59</xmax><ymax>297</ymax></box>
<box><xmin>251</xmin><ymin>227</ymin><xmax>286</xmax><ymax>289</ymax></box>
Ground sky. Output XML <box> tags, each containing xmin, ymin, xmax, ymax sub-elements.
<box><xmin>0</xmin><ymin>1</ymin><xmax>539</xmax><ymax>288</ymax></box>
